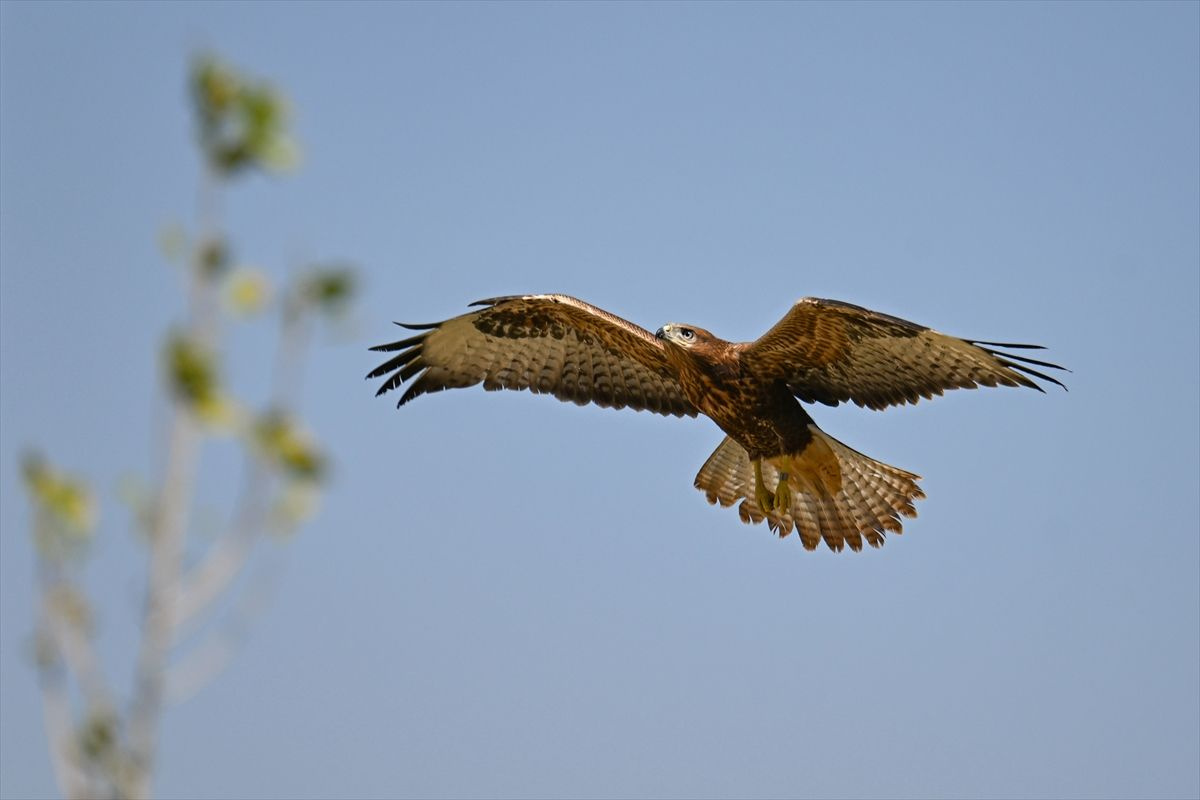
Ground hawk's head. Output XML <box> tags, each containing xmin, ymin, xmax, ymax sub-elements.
<box><xmin>655</xmin><ymin>323</ymin><xmax>718</xmax><ymax>350</ymax></box>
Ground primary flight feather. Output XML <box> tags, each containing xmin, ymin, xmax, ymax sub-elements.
<box><xmin>368</xmin><ymin>294</ymin><xmax>1066</xmax><ymax>552</ymax></box>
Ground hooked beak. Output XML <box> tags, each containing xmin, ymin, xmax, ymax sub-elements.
<box><xmin>655</xmin><ymin>324</ymin><xmax>671</xmax><ymax>340</ymax></box>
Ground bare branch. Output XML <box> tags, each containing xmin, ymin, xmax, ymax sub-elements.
<box><xmin>168</xmin><ymin>555</ymin><xmax>281</xmax><ymax>704</ymax></box>
<box><xmin>125</xmin><ymin>154</ymin><xmax>224</xmax><ymax>799</ymax></box>
<box><xmin>35</xmin><ymin>597</ymin><xmax>93</xmax><ymax>800</ymax></box>
<box><xmin>125</xmin><ymin>407</ymin><xmax>201</xmax><ymax>800</ymax></box>
<box><xmin>173</xmin><ymin>465</ymin><xmax>268</xmax><ymax>631</ymax></box>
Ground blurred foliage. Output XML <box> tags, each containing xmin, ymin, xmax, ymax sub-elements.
<box><xmin>253</xmin><ymin>410</ymin><xmax>326</xmax><ymax>482</ymax></box>
<box><xmin>78</xmin><ymin>709</ymin><xmax>136</xmax><ymax>794</ymax></box>
<box><xmin>22</xmin><ymin>452</ymin><xmax>96</xmax><ymax>555</ymax></box>
<box><xmin>192</xmin><ymin>55</ymin><xmax>299</xmax><ymax>176</ymax></box>
<box><xmin>225</xmin><ymin>268</ymin><xmax>271</xmax><ymax>317</ymax></box>
<box><xmin>23</xmin><ymin>53</ymin><xmax>359</xmax><ymax>800</ymax></box>
<box><xmin>197</xmin><ymin>236</ymin><xmax>231</xmax><ymax>279</ymax></box>
<box><xmin>162</xmin><ymin>332</ymin><xmax>245</xmax><ymax>429</ymax></box>
<box><xmin>271</xmin><ymin>481</ymin><xmax>321</xmax><ymax>535</ymax></box>
<box><xmin>78</xmin><ymin>712</ymin><xmax>118</xmax><ymax>763</ymax></box>
<box><xmin>46</xmin><ymin>585</ymin><xmax>93</xmax><ymax>639</ymax></box>
<box><xmin>163</xmin><ymin>332</ymin><xmax>241</xmax><ymax>428</ymax></box>
<box><xmin>292</xmin><ymin>264</ymin><xmax>358</xmax><ymax>320</ymax></box>
<box><xmin>165</xmin><ymin>333</ymin><xmax>217</xmax><ymax>407</ymax></box>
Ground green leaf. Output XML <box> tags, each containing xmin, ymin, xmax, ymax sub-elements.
<box><xmin>165</xmin><ymin>332</ymin><xmax>218</xmax><ymax>407</ymax></box>
<box><xmin>78</xmin><ymin>711</ymin><xmax>117</xmax><ymax>763</ymax></box>
<box><xmin>252</xmin><ymin>410</ymin><xmax>326</xmax><ymax>481</ymax></box>
<box><xmin>295</xmin><ymin>265</ymin><xmax>358</xmax><ymax>318</ymax></box>
<box><xmin>190</xmin><ymin>54</ymin><xmax>298</xmax><ymax>177</ymax></box>
<box><xmin>197</xmin><ymin>236</ymin><xmax>231</xmax><ymax>278</ymax></box>
<box><xmin>22</xmin><ymin>452</ymin><xmax>96</xmax><ymax>540</ymax></box>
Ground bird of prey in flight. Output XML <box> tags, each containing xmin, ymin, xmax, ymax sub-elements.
<box><xmin>368</xmin><ymin>294</ymin><xmax>1066</xmax><ymax>552</ymax></box>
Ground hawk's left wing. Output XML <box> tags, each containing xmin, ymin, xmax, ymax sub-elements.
<box><xmin>740</xmin><ymin>298</ymin><xmax>1067</xmax><ymax>411</ymax></box>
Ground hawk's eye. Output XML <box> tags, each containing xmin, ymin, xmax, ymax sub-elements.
<box><xmin>680</xmin><ymin>328</ymin><xmax>695</xmax><ymax>341</ymax></box>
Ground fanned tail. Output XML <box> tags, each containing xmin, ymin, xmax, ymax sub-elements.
<box><xmin>693</xmin><ymin>428</ymin><xmax>925</xmax><ymax>552</ymax></box>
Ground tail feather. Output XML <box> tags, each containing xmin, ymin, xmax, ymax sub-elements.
<box><xmin>693</xmin><ymin>428</ymin><xmax>925</xmax><ymax>552</ymax></box>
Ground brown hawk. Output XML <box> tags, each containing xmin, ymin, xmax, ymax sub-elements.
<box><xmin>368</xmin><ymin>294</ymin><xmax>1066</xmax><ymax>552</ymax></box>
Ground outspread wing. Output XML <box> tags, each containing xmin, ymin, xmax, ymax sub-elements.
<box><xmin>367</xmin><ymin>294</ymin><xmax>697</xmax><ymax>417</ymax></box>
<box><xmin>740</xmin><ymin>298</ymin><xmax>1067</xmax><ymax>410</ymax></box>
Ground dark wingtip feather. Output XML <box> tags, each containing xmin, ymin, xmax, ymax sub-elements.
<box><xmin>398</xmin><ymin>376</ymin><xmax>433</xmax><ymax>406</ymax></box>
<box><xmin>366</xmin><ymin>348</ymin><xmax>421</xmax><ymax>380</ymax></box>
<box><xmin>989</xmin><ymin>353</ymin><xmax>1069</xmax><ymax>392</ymax></box>
<box><xmin>469</xmin><ymin>295</ymin><xmax>520</xmax><ymax>308</ymax></box>
<box><xmin>970</xmin><ymin>340</ymin><xmax>1070</xmax><ymax>393</ymax></box>
<box><xmin>968</xmin><ymin>340</ymin><xmax>1048</xmax><ymax>350</ymax></box>
<box><xmin>1013</xmin><ymin>364</ymin><xmax>1068</xmax><ymax>391</ymax></box>
<box><xmin>368</xmin><ymin>333</ymin><xmax>426</xmax><ymax>352</ymax></box>
<box><xmin>987</xmin><ymin>349</ymin><xmax>1072</xmax><ymax>373</ymax></box>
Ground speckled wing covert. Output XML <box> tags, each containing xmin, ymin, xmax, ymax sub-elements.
<box><xmin>367</xmin><ymin>294</ymin><xmax>698</xmax><ymax>417</ymax></box>
<box><xmin>693</xmin><ymin>432</ymin><xmax>926</xmax><ymax>552</ymax></box>
<box><xmin>740</xmin><ymin>298</ymin><xmax>1067</xmax><ymax>410</ymax></box>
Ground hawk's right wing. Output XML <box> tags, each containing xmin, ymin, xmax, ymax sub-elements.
<box><xmin>368</xmin><ymin>294</ymin><xmax>698</xmax><ymax>418</ymax></box>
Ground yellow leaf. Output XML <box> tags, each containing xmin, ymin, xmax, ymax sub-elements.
<box><xmin>225</xmin><ymin>269</ymin><xmax>271</xmax><ymax>316</ymax></box>
<box><xmin>271</xmin><ymin>480</ymin><xmax>322</xmax><ymax>534</ymax></box>
<box><xmin>194</xmin><ymin>392</ymin><xmax>243</xmax><ymax>433</ymax></box>
<box><xmin>22</xmin><ymin>453</ymin><xmax>96</xmax><ymax>538</ymax></box>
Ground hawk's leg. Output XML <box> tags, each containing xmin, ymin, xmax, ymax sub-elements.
<box><xmin>753</xmin><ymin>460</ymin><xmax>775</xmax><ymax>511</ymax></box>
<box><xmin>773</xmin><ymin>471</ymin><xmax>792</xmax><ymax>512</ymax></box>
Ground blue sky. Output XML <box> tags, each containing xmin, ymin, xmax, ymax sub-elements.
<box><xmin>2</xmin><ymin>2</ymin><xmax>1197</xmax><ymax>798</ymax></box>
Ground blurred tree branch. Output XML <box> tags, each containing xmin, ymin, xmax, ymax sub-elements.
<box><xmin>21</xmin><ymin>55</ymin><xmax>358</xmax><ymax>800</ymax></box>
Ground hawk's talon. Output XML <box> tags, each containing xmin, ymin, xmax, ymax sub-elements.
<box><xmin>756</xmin><ymin>484</ymin><xmax>776</xmax><ymax>512</ymax></box>
<box><xmin>753</xmin><ymin>460</ymin><xmax>775</xmax><ymax>511</ymax></box>
<box><xmin>773</xmin><ymin>472</ymin><xmax>792</xmax><ymax>511</ymax></box>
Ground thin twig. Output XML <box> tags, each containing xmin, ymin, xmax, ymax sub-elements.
<box><xmin>172</xmin><ymin>464</ymin><xmax>268</xmax><ymax>632</ymax></box>
<box><xmin>37</xmin><ymin>563</ymin><xmax>113</xmax><ymax>716</ymax></box>
<box><xmin>34</xmin><ymin>550</ymin><xmax>92</xmax><ymax>800</ymax></box>
<box><xmin>125</xmin><ymin>407</ymin><xmax>200</xmax><ymax>800</ymax></box>
<box><xmin>167</xmin><ymin>554</ymin><xmax>282</xmax><ymax>704</ymax></box>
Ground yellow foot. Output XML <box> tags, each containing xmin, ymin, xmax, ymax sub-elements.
<box><xmin>773</xmin><ymin>472</ymin><xmax>792</xmax><ymax>511</ymax></box>
<box><xmin>753</xmin><ymin>460</ymin><xmax>775</xmax><ymax>511</ymax></box>
<box><xmin>755</xmin><ymin>484</ymin><xmax>776</xmax><ymax>512</ymax></box>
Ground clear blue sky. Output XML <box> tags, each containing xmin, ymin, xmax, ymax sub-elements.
<box><xmin>2</xmin><ymin>2</ymin><xmax>1197</xmax><ymax>798</ymax></box>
